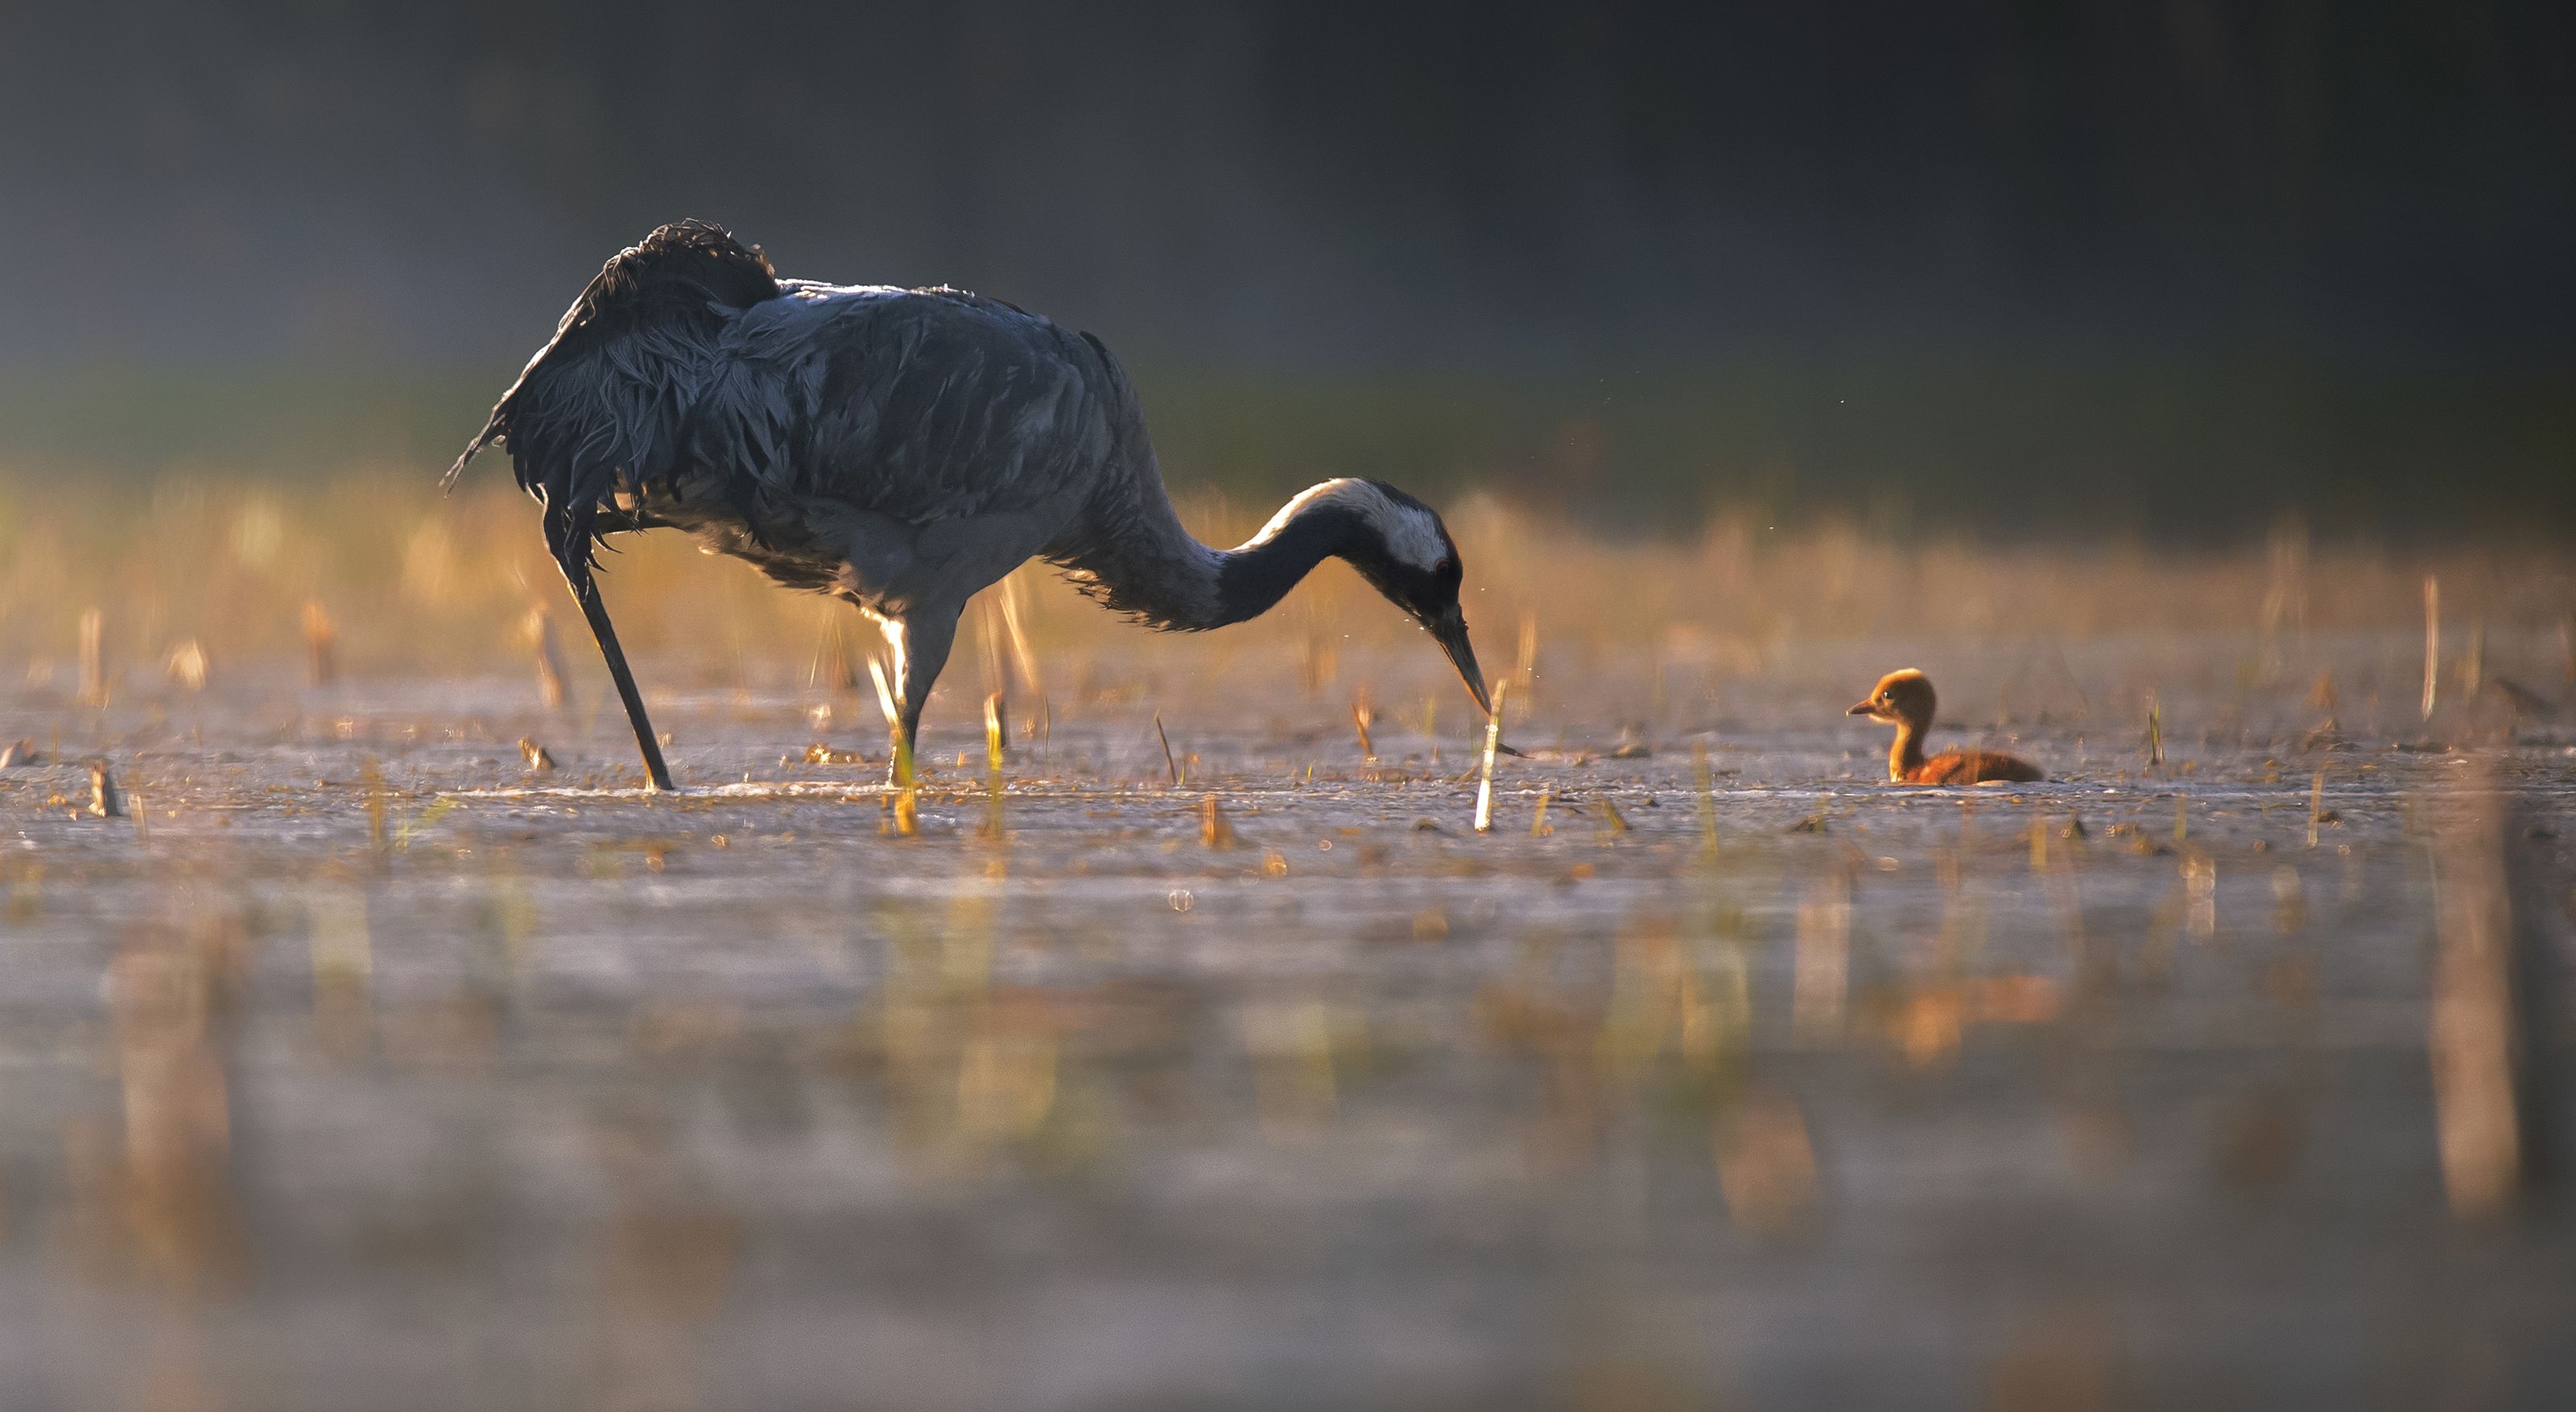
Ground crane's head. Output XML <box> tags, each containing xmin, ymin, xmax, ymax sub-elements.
<box><xmin>1848</xmin><ymin>668</ymin><xmax>1938</xmax><ymax>730</ymax></box>
<box><xmin>1325</xmin><ymin>481</ymin><xmax>1490</xmax><ymax>716</ymax></box>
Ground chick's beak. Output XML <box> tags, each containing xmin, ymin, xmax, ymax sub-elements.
<box><xmin>1431</xmin><ymin>609</ymin><xmax>1492</xmax><ymax>716</ymax></box>
<box><xmin>1847</xmin><ymin>700</ymin><xmax>1878</xmax><ymax>716</ymax></box>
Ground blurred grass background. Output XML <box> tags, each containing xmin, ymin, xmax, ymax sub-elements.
<box><xmin>0</xmin><ymin>367</ymin><xmax>2568</xmax><ymax>706</ymax></box>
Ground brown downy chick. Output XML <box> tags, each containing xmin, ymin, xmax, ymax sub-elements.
<box><xmin>1847</xmin><ymin>669</ymin><xmax>2044</xmax><ymax>786</ymax></box>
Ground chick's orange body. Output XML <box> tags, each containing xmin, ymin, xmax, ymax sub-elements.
<box><xmin>1847</xmin><ymin>669</ymin><xmax>2044</xmax><ymax>786</ymax></box>
<box><xmin>1901</xmin><ymin>747</ymin><xmax>2045</xmax><ymax>786</ymax></box>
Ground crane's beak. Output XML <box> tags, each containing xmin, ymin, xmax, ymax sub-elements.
<box><xmin>1847</xmin><ymin>700</ymin><xmax>1879</xmax><ymax>717</ymax></box>
<box><xmin>1431</xmin><ymin>609</ymin><xmax>1492</xmax><ymax>716</ymax></box>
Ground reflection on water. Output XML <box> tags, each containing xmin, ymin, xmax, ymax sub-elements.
<box><xmin>2428</xmin><ymin>768</ymin><xmax>2537</xmax><ymax>1221</ymax></box>
<box><xmin>584</xmin><ymin>1109</ymin><xmax>742</xmax><ymax>1412</ymax></box>
<box><xmin>0</xmin><ymin>641</ymin><xmax>2568</xmax><ymax>1408</ymax></box>
<box><xmin>1792</xmin><ymin>874</ymin><xmax>1849</xmax><ymax>1042</ymax></box>
<box><xmin>1713</xmin><ymin>1088</ymin><xmax>1816</xmax><ymax>1234</ymax></box>
<box><xmin>51</xmin><ymin>905</ymin><xmax>252</xmax><ymax>1411</ymax></box>
<box><xmin>89</xmin><ymin>914</ymin><xmax>246</xmax><ymax>1290</ymax></box>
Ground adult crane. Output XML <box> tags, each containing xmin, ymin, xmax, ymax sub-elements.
<box><xmin>449</xmin><ymin>221</ymin><xmax>1489</xmax><ymax>789</ymax></box>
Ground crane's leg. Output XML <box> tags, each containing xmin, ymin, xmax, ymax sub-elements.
<box><xmin>568</xmin><ymin>572</ymin><xmax>675</xmax><ymax>792</ymax></box>
<box><xmin>878</xmin><ymin>609</ymin><xmax>959</xmax><ymax>787</ymax></box>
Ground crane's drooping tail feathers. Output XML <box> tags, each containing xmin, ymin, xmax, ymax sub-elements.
<box><xmin>444</xmin><ymin>220</ymin><xmax>782</xmax><ymax>571</ymax></box>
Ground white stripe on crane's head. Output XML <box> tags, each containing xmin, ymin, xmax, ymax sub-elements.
<box><xmin>1253</xmin><ymin>479</ymin><xmax>1451</xmax><ymax>571</ymax></box>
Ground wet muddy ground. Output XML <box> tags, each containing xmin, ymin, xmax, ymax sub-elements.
<box><xmin>0</xmin><ymin>634</ymin><xmax>2570</xmax><ymax>1410</ymax></box>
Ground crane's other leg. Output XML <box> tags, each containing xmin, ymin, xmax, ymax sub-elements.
<box><xmin>572</xmin><ymin>577</ymin><xmax>675</xmax><ymax>791</ymax></box>
<box><xmin>877</xmin><ymin>609</ymin><xmax>960</xmax><ymax>787</ymax></box>
<box><xmin>550</xmin><ymin>527</ymin><xmax>675</xmax><ymax>791</ymax></box>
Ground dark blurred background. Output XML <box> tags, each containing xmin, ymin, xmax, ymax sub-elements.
<box><xmin>3</xmin><ymin>0</ymin><xmax>2570</xmax><ymax>536</ymax></box>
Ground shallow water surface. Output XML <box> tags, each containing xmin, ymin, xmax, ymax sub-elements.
<box><xmin>0</xmin><ymin>638</ymin><xmax>2570</xmax><ymax>1409</ymax></box>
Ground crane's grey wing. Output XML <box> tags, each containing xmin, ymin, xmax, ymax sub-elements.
<box><xmin>728</xmin><ymin>289</ymin><xmax>1122</xmax><ymax>526</ymax></box>
<box><xmin>461</xmin><ymin>275</ymin><xmax>1125</xmax><ymax>588</ymax></box>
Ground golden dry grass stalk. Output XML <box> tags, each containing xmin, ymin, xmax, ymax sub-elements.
<box><xmin>974</xmin><ymin>597</ymin><xmax>1008</xmax><ymax>700</ymax></box>
<box><xmin>809</xmin><ymin>605</ymin><xmax>860</xmax><ymax>692</ymax></box>
<box><xmin>1692</xmin><ymin>742</ymin><xmax>1718</xmax><ymax>853</ymax></box>
<box><xmin>980</xmin><ymin>693</ymin><xmax>1009</xmax><ymax>841</ymax></box>
<box><xmin>2421</xmin><ymin>573</ymin><xmax>2440</xmax><ymax>720</ymax></box>
<box><xmin>525</xmin><ymin>606</ymin><xmax>568</xmax><ymax>710</ymax></box>
<box><xmin>163</xmin><ymin>638</ymin><xmax>209</xmax><ymax>692</ymax></box>
<box><xmin>1153</xmin><ymin>712</ymin><xmax>1180</xmax><ymax>788</ymax></box>
<box><xmin>302</xmin><ymin>600</ymin><xmax>337</xmax><ymax>687</ymax></box>
<box><xmin>866</xmin><ymin>656</ymin><xmax>899</xmax><ymax>729</ymax></box>
<box><xmin>997</xmin><ymin>572</ymin><xmax>1043</xmax><ymax>696</ymax></box>
<box><xmin>76</xmin><ymin>607</ymin><xmax>106</xmax><ymax>706</ymax></box>
<box><xmin>1472</xmin><ymin>681</ymin><xmax>1507</xmax><ymax>833</ymax></box>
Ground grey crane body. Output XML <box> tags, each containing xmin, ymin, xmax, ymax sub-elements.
<box><xmin>452</xmin><ymin>221</ymin><xmax>1488</xmax><ymax>788</ymax></box>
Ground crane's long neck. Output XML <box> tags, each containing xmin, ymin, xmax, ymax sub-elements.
<box><xmin>1208</xmin><ymin>502</ymin><xmax>1373</xmax><ymax>626</ymax></box>
<box><xmin>1888</xmin><ymin>712</ymin><xmax>1930</xmax><ymax>781</ymax></box>
<box><xmin>1063</xmin><ymin>478</ymin><xmax>1377</xmax><ymax>631</ymax></box>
